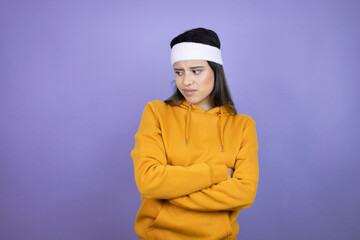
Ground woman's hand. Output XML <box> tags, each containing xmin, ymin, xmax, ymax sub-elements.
<box><xmin>227</xmin><ymin>168</ymin><xmax>234</xmax><ymax>179</ymax></box>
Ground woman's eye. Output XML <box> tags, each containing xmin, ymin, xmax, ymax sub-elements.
<box><xmin>193</xmin><ymin>70</ymin><xmax>201</xmax><ymax>74</ymax></box>
<box><xmin>175</xmin><ymin>71</ymin><xmax>183</xmax><ymax>76</ymax></box>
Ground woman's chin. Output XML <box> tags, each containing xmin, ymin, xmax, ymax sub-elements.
<box><xmin>184</xmin><ymin>97</ymin><xmax>197</xmax><ymax>105</ymax></box>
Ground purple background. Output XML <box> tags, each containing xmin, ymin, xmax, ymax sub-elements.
<box><xmin>1</xmin><ymin>0</ymin><xmax>359</xmax><ymax>239</ymax></box>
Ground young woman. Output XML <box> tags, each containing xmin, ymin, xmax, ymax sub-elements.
<box><xmin>131</xmin><ymin>28</ymin><xmax>259</xmax><ymax>240</ymax></box>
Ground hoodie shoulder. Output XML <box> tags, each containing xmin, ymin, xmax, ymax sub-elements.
<box><xmin>145</xmin><ymin>100</ymin><xmax>171</xmax><ymax>115</ymax></box>
<box><xmin>235</xmin><ymin>113</ymin><xmax>256</xmax><ymax>125</ymax></box>
<box><xmin>147</xmin><ymin>100</ymin><xmax>168</xmax><ymax>110</ymax></box>
<box><xmin>149</xmin><ymin>100</ymin><xmax>166</xmax><ymax>106</ymax></box>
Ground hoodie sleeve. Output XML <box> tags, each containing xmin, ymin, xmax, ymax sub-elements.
<box><xmin>168</xmin><ymin>118</ymin><xmax>259</xmax><ymax>211</ymax></box>
<box><xmin>131</xmin><ymin>102</ymin><xmax>228</xmax><ymax>199</ymax></box>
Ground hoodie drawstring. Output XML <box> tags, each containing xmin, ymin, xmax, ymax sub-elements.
<box><xmin>185</xmin><ymin>103</ymin><xmax>225</xmax><ymax>152</ymax></box>
<box><xmin>219</xmin><ymin>106</ymin><xmax>224</xmax><ymax>152</ymax></box>
<box><xmin>185</xmin><ymin>103</ymin><xmax>192</xmax><ymax>145</ymax></box>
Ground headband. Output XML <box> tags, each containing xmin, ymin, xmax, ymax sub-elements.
<box><xmin>171</xmin><ymin>42</ymin><xmax>223</xmax><ymax>65</ymax></box>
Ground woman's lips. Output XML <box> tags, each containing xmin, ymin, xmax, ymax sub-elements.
<box><xmin>183</xmin><ymin>89</ymin><xmax>197</xmax><ymax>95</ymax></box>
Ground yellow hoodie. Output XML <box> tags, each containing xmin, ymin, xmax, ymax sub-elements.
<box><xmin>131</xmin><ymin>99</ymin><xmax>259</xmax><ymax>240</ymax></box>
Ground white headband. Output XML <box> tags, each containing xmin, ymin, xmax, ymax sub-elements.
<box><xmin>171</xmin><ymin>42</ymin><xmax>223</xmax><ymax>65</ymax></box>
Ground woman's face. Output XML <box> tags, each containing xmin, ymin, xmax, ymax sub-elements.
<box><xmin>173</xmin><ymin>60</ymin><xmax>215</xmax><ymax>111</ymax></box>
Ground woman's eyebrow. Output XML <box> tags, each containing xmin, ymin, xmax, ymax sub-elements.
<box><xmin>173</xmin><ymin>66</ymin><xmax>205</xmax><ymax>71</ymax></box>
<box><xmin>190</xmin><ymin>66</ymin><xmax>205</xmax><ymax>69</ymax></box>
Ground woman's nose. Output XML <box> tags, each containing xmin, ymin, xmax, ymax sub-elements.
<box><xmin>183</xmin><ymin>72</ymin><xmax>193</xmax><ymax>85</ymax></box>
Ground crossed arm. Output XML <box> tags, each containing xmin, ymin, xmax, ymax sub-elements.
<box><xmin>131</xmin><ymin>102</ymin><xmax>228</xmax><ymax>199</ymax></box>
<box><xmin>131</xmin><ymin>102</ymin><xmax>259</xmax><ymax>211</ymax></box>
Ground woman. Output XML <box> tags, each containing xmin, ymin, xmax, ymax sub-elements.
<box><xmin>131</xmin><ymin>28</ymin><xmax>259</xmax><ymax>240</ymax></box>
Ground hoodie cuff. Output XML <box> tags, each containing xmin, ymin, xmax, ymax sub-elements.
<box><xmin>208</xmin><ymin>164</ymin><xmax>228</xmax><ymax>185</ymax></box>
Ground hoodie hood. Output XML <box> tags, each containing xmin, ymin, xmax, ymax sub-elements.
<box><xmin>178</xmin><ymin>99</ymin><xmax>230</xmax><ymax>152</ymax></box>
